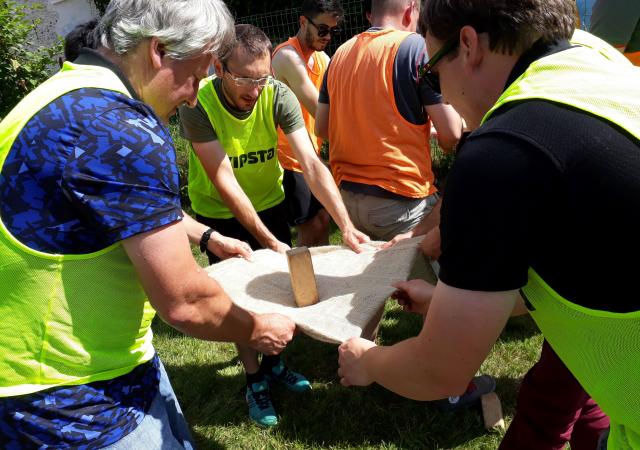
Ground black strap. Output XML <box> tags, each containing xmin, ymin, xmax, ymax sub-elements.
<box><xmin>199</xmin><ymin>228</ymin><xmax>215</xmax><ymax>253</ymax></box>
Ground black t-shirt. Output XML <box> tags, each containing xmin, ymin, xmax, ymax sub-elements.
<box><xmin>438</xmin><ymin>50</ymin><xmax>640</xmax><ymax>313</ymax></box>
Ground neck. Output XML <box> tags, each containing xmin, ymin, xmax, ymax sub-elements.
<box><xmin>98</xmin><ymin>46</ymin><xmax>146</xmax><ymax>100</ymax></box>
<box><xmin>371</xmin><ymin>16</ymin><xmax>406</xmax><ymax>31</ymax></box>
<box><xmin>295</xmin><ymin>31</ymin><xmax>315</xmax><ymax>60</ymax></box>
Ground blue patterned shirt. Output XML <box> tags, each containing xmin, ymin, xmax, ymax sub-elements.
<box><xmin>0</xmin><ymin>50</ymin><xmax>182</xmax><ymax>448</ymax></box>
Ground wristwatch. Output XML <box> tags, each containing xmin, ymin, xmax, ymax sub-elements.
<box><xmin>199</xmin><ymin>228</ymin><xmax>215</xmax><ymax>253</ymax></box>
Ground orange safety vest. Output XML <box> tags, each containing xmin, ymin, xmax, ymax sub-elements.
<box><xmin>327</xmin><ymin>29</ymin><xmax>434</xmax><ymax>198</ymax></box>
<box><xmin>272</xmin><ymin>37</ymin><xmax>328</xmax><ymax>172</ymax></box>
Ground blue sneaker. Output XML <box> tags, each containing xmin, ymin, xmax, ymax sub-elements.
<box><xmin>435</xmin><ymin>375</ymin><xmax>496</xmax><ymax>412</ymax></box>
<box><xmin>246</xmin><ymin>381</ymin><xmax>278</xmax><ymax>427</ymax></box>
<box><xmin>264</xmin><ymin>361</ymin><xmax>312</xmax><ymax>393</ymax></box>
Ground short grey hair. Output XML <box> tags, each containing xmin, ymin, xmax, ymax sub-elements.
<box><xmin>97</xmin><ymin>0</ymin><xmax>235</xmax><ymax>59</ymax></box>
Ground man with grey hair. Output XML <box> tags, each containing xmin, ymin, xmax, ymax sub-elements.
<box><xmin>0</xmin><ymin>1</ymin><xmax>297</xmax><ymax>448</ymax></box>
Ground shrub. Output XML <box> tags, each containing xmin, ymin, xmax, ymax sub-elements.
<box><xmin>0</xmin><ymin>1</ymin><xmax>63</xmax><ymax>119</ymax></box>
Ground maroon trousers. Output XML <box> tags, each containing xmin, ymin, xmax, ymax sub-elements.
<box><xmin>499</xmin><ymin>340</ymin><xmax>610</xmax><ymax>450</ymax></box>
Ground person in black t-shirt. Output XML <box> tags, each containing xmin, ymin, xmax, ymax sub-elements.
<box><xmin>336</xmin><ymin>1</ymin><xmax>640</xmax><ymax>448</ymax></box>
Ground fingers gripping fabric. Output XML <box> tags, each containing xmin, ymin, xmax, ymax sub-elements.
<box><xmin>206</xmin><ymin>237</ymin><xmax>422</xmax><ymax>344</ymax></box>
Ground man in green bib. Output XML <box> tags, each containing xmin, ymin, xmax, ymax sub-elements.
<box><xmin>336</xmin><ymin>0</ymin><xmax>640</xmax><ymax>448</ymax></box>
<box><xmin>179</xmin><ymin>24</ymin><xmax>368</xmax><ymax>427</ymax></box>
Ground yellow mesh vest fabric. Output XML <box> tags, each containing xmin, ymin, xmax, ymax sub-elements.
<box><xmin>188</xmin><ymin>76</ymin><xmax>281</xmax><ymax>219</ymax></box>
<box><xmin>0</xmin><ymin>63</ymin><xmax>156</xmax><ymax>397</ymax></box>
<box><xmin>482</xmin><ymin>37</ymin><xmax>640</xmax><ymax>448</ymax></box>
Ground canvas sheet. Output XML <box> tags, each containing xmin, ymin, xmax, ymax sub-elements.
<box><xmin>206</xmin><ymin>237</ymin><xmax>422</xmax><ymax>344</ymax></box>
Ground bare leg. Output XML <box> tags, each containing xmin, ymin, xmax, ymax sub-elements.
<box><xmin>236</xmin><ymin>343</ymin><xmax>260</xmax><ymax>374</ymax></box>
<box><xmin>297</xmin><ymin>209</ymin><xmax>330</xmax><ymax>247</ymax></box>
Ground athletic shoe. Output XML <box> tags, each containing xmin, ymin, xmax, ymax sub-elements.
<box><xmin>264</xmin><ymin>361</ymin><xmax>312</xmax><ymax>393</ymax></box>
<box><xmin>435</xmin><ymin>374</ymin><xmax>496</xmax><ymax>412</ymax></box>
<box><xmin>246</xmin><ymin>380</ymin><xmax>278</xmax><ymax>427</ymax></box>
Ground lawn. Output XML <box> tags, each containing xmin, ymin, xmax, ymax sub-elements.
<box><xmin>157</xmin><ymin>123</ymin><xmax>543</xmax><ymax>449</ymax></box>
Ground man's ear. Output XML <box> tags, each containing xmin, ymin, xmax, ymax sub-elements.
<box><xmin>459</xmin><ymin>25</ymin><xmax>483</xmax><ymax>70</ymax></box>
<box><xmin>149</xmin><ymin>36</ymin><xmax>165</xmax><ymax>69</ymax></box>
<box><xmin>401</xmin><ymin>2</ymin><xmax>414</xmax><ymax>28</ymax></box>
<box><xmin>213</xmin><ymin>57</ymin><xmax>224</xmax><ymax>77</ymax></box>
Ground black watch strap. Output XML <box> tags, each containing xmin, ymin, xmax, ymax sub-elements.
<box><xmin>199</xmin><ymin>228</ymin><xmax>215</xmax><ymax>253</ymax></box>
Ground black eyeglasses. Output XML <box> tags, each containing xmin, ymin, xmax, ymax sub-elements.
<box><xmin>304</xmin><ymin>15</ymin><xmax>341</xmax><ymax>38</ymax></box>
<box><xmin>419</xmin><ymin>35</ymin><xmax>459</xmax><ymax>94</ymax></box>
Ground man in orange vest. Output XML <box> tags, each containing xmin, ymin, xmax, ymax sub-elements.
<box><xmin>272</xmin><ymin>0</ymin><xmax>343</xmax><ymax>247</ymax></box>
<box><xmin>315</xmin><ymin>0</ymin><xmax>462</xmax><ymax>242</ymax></box>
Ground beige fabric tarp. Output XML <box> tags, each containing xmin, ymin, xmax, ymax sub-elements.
<box><xmin>206</xmin><ymin>237</ymin><xmax>422</xmax><ymax>344</ymax></box>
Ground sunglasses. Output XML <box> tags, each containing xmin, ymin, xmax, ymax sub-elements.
<box><xmin>419</xmin><ymin>35</ymin><xmax>459</xmax><ymax>94</ymax></box>
<box><xmin>223</xmin><ymin>65</ymin><xmax>273</xmax><ymax>88</ymax></box>
<box><xmin>304</xmin><ymin>15</ymin><xmax>341</xmax><ymax>38</ymax></box>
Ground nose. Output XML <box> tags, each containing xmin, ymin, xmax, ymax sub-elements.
<box><xmin>185</xmin><ymin>79</ymin><xmax>199</xmax><ymax>108</ymax></box>
<box><xmin>249</xmin><ymin>84</ymin><xmax>260</xmax><ymax>98</ymax></box>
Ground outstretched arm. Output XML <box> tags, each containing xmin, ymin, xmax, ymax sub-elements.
<box><xmin>338</xmin><ymin>281</ymin><xmax>516</xmax><ymax>400</ymax></box>
<box><xmin>191</xmin><ymin>140</ymin><xmax>290</xmax><ymax>253</ymax></box>
<box><xmin>286</xmin><ymin>127</ymin><xmax>369</xmax><ymax>252</ymax></box>
<box><xmin>123</xmin><ymin>221</ymin><xmax>295</xmax><ymax>354</ymax></box>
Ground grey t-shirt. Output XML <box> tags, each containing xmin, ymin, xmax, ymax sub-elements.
<box><xmin>319</xmin><ymin>29</ymin><xmax>443</xmax><ymax>125</ymax></box>
<box><xmin>179</xmin><ymin>77</ymin><xmax>304</xmax><ymax>142</ymax></box>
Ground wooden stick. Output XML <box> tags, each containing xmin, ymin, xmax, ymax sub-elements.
<box><xmin>286</xmin><ymin>247</ymin><xmax>319</xmax><ymax>307</ymax></box>
<box><xmin>481</xmin><ymin>392</ymin><xmax>505</xmax><ymax>430</ymax></box>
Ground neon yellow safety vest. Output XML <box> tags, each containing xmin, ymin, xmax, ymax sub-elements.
<box><xmin>483</xmin><ymin>38</ymin><xmax>640</xmax><ymax>449</ymax></box>
<box><xmin>0</xmin><ymin>62</ymin><xmax>156</xmax><ymax>397</ymax></box>
<box><xmin>188</xmin><ymin>76</ymin><xmax>283</xmax><ymax>219</ymax></box>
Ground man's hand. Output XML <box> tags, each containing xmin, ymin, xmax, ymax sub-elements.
<box><xmin>208</xmin><ymin>232</ymin><xmax>254</xmax><ymax>261</ymax></box>
<box><xmin>250</xmin><ymin>313</ymin><xmax>296</xmax><ymax>355</ymax></box>
<box><xmin>391</xmin><ymin>279</ymin><xmax>436</xmax><ymax>315</ymax></box>
<box><xmin>267</xmin><ymin>239</ymin><xmax>291</xmax><ymax>254</ymax></box>
<box><xmin>342</xmin><ymin>226</ymin><xmax>370</xmax><ymax>253</ymax></box>
<box><xmin>419</xmin><ymin>226</ymin><xmax>441</xmax><ymax>260</ymax></box>
<box><xmin>381</xmin><ymin>230</ymin><xmax>414</xmax><ymax>250</ymax></box>
<box><xmin>338</xmin><ymin>337</ymin><xmax>377</xmax><ymax>387</ymax></box>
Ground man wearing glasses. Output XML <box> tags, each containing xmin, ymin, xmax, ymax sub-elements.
<box><xmin>338</xmin><ymin>0</ymin><xmax>640</xmax><ymax>448</ymax></box>
<box><xmin>272</xmin><ymin>0</ymin><xmax>343</xmax><ymax>248</ymax></box>
<box><xmin>315</xmin><ymin>0</ymin><xmax>462</xmax><ymax>243</ymax></box>
<box><xmin>179</xmin><ymin>24</ymin><xmax>368</xmax><ymax>428</ymax></box>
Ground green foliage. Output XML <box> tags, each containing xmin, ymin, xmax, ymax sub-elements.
<box><xmin>0</xmin><ymin>1</ymin><xmax>62</xmax><ymax>119</ymax></box>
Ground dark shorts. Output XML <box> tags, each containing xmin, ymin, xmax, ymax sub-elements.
<box><xmin>282</xmin><ymin>169</ymin><xmax>323</xmax><ymax>226</ymax></box>
<box><xmin>196</xmin><ymin>201</ymin><xmax>292</xmax><ymax>265</ymax></box>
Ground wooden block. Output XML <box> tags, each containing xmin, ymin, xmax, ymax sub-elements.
<box><xmin>286</xmin><ymin>247</ymin><xmax>319</xmax><ymax>307</ymax></box>
<box><xmin>481</xmin><ymin>392</ymin><xmax>505</xmax><ymax>430</ymax></box>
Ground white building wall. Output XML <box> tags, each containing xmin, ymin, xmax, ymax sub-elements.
<box><xmin>20</xmin><ymin>0</ymin><xmax>99</xmax><ymax>49</ymax></box>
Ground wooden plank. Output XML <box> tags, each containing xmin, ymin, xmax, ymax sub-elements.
<box><xmin>286</xmin><ymin>247</ymin><xmax>319</xmax><ymax>307</ymax></box>
<box><xmin>481</xmin><ymin>392</ymin><xmax>505</xmax><ymax>430</ymax></box>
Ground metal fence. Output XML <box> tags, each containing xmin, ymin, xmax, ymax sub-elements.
<box><xmin>237</xmin><ymin>0</ymin><xmax>369</xmax><ymax>56</ymax></box>
<box><xmin>238</xmin><ymin>1</ymin><xmax>595</xmax><ymax>55</ymax></box>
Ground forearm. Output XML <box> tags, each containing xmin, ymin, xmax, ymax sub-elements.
<box><xmin>362</xmin><ymin>338</ymin><xmax>465</xmax><ymax>401</ymax></box>
<box><xmin>217</xmin><ymin>186</ymin><xmax>279</xmax><ymax>249</ymax></box>
<box><xmin>302</xmin><ymin>160</ymin><xmax>352</xmax><ymax>231</ymax></box>
<box><xmin>161</xmin><ymin>269</ymin><xmax>257</xmax><ymax>343</ymax></box>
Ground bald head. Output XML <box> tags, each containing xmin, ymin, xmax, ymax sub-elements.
<box><xmin>371</xmin><ymin>0</ymin><xmax>418</xmax><ymax>18</ymax></box>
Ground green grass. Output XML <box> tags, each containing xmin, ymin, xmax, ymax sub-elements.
<box><xmin>157</xmin><ymin>235</ymin><xmax>542</xmax><ymax>450</ymax></box>
<box><xmin>163</xmin><ymin>124</ymin><xmax>542</xmax><ymax>449</ymax></box>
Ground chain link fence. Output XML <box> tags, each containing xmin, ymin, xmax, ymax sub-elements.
<box><xmin>238</xmin><ymin>0</ymin><xmax>594</xmax><ymax>54</ymax></box>
<box><xmin>237</xmin><ymin>0</ymin><xmax>369</xmax><ymax>56</ymax></box>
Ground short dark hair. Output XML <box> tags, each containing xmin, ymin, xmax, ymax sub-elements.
<box><xmin>301</xmin><ymin>0</ymin><xmax>344</xmax><ymax>20</ymax></box>
<box><xmin>64</xmin><ymin>19</ymin><xmax>99</xmax><ymax>62</ymax></box>
<box><xmin>220</xmin><ymin>24</ymin><xmax>272</xmax><ymax>64</ymax></box>
<box><xmin>419</xmin><ymin>0</ymin><xmax>577</xmax><ymax>55</ymax></box>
